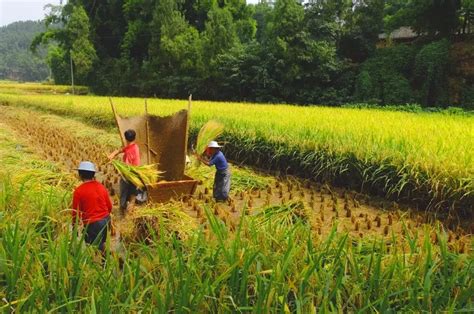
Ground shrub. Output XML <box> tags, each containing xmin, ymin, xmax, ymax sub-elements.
<box><xmin>414</xmin><ymin>39</ymin><xmax>450</xmax><ymax>107</ymax></box>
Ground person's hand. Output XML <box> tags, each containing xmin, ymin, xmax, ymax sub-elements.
<box><xmin>108</xmin><ymin>151</ymin><xmax>117</xmax><ymax>160</ymax></box>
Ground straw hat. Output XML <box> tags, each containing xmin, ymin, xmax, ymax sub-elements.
<box><xmin>208</xmin><ymin>141</ymin><xmax>222</xmax><ymax>148</ymax></box>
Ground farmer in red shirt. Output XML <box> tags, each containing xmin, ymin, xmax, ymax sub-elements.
<box><xmin>108</xmin><ymin>129</ymin><xmax>141</xmax><ymax>215</ymax></box>
<box><xmin>72</xmin><ymin>161</ymin><xmax>112</xmax><ymax>252</ymax></box>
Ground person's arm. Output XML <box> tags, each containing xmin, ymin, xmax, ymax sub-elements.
<box><xmin>195</xmin><ymin>153</ymin><xmax>211</xmax><ymax>166</ymax></box>
<box><xmin>108</xmin><ymin>148</ymin><xmax>123</xmax><ymax>160</ymax></box>
<box><xmin>71</xmin><ymin>190</ymin><xmax>80</xmax><ymax>226</ymax></box>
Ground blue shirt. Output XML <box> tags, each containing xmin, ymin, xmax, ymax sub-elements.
<box><xmin>209</xmin><ymin>151</ymin><xmax>228</xmax><ymax>171</ymax></box>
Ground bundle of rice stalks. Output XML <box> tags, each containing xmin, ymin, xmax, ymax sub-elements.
<box><xmin>254</xmin><ymin>201</ymin><xmax>309</xmax><ymax>227</ymax></box>
<box><xmin>112</xmin><ymin>160</ymin><xmax>162</xmax><ymax>189</ymax></box>
<box><xmin>196</xmin><ymin>120</ymin><xmax>224</xmax><ymax>154</ymax></box>
<box><xmin>121</xmin><ymin>203</ymin><xmax>198</xmax><ymax>242</ymax></box>
<box><xmin>232</xmin><ymin>167</ymin><xmax>273</xmax><ymax>193</ymax></box>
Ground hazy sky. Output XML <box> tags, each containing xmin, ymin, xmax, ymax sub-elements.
<box><xmin>0</xmin><ymin>0</ymin><xmax>261</xmax><ymax>27</ymax></box>
<box><xmin>0</xmin><ymin>0</ymin><xmax>61</xmax><ymax>26</ymax></box>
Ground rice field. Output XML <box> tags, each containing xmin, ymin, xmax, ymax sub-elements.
<box><xmin>0</xmin><ymin>84</ymin><xmax>473</xmax><ymax>311</ymax></box>
<box><xmin>0</xmin><ymin>106</ymin><xmax>473</xmax><ymax>312</ymax></box>
<box><xmin>0</xmin><ymin>81</ymin><xmax>88</xmax><ymax>95</ymax></box>
<box><xmin>0</xmin><ymin>92</ymin><xmax>472</xmax><ymax>214</ymax></box>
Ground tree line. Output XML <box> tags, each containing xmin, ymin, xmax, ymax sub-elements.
<box><xmin>32</xmin><ymin>0</ymin><xmax>474</xmax><ymax>108</ymax></box>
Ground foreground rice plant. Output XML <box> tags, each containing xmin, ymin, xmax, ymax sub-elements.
<box><xmin>1</xmin><ymin>187</ymin><xmax>473</xmax><ymax>311</ymax></box>
<box><xmin>0</xmin><ymin>93</ymin><xmax>471</xmax><ymax>214</ymax></box>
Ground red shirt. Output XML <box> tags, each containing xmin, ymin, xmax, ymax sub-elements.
<box><xmin>122</xmin><ymin>143</ymin><xmax>140</xmax><ymax>166</ymax></box>
<box><xmin>72</xmin><ymin>181</ymin><xmax>112</xmax><ymax>225</ymax></box>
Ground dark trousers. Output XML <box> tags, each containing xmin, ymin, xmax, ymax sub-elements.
<box><xmin>213</xmin><ymin>168</ymin><xmax>231</xmax><ymax>201</ymax></box>
<box><xmin>84</xmin><ymin>216</ymin><xmax>110</xmax><ymax>251</ymax></box>
<box><xmin>120</xmin><ymin>178</ymin><xmax>137</xmax><ymax>210</ymax></box>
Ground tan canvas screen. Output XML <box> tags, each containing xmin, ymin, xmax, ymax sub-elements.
<box><xmin>114</xmin><ymin>115</ymin><xmax>149</xmax><ymax>164</ymax></box>
<box><xmin>115</xmin><ymin>110</ymin><xmax>188</xmax><ymax>181</ymax></box>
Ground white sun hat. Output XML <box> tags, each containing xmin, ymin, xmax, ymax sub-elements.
<box><xmin>76</xmin><ymin>161</ymin><xmax>97</xmax><ymax>172</ymax></box>
<box><xmin>208</xmin><ymin>141</ymin><xmax>222</xmax><ymax>148</ymax></box>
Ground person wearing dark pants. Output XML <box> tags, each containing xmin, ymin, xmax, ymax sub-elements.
<box><xmin>197</xmin><ymin>141</ymin><xmax>231</xmax><ymax>202</ymax></box>
<box><xmin>119</xmin><ymin>179</ymin><xmax>137</xmax><ymax>212</ymax></box>
<box><xmin>72</xmin><ymin>161</ymin><xmax>112</xmax><ymax>254</ymax></box>
<box><xmin>108</xmin><ymin>129</ymin><xmax>141</xmax><ymax>215</ymax></box>
<box><xmin>83</xmin><ymin>216</ymin><xmax>110</xmax><ymax>251</ymax></box>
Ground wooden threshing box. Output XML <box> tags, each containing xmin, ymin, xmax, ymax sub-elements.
<box><xmin>147</xmin><ymin>175</ymin><xmax>198</xmax><ymax>203</ymax></box>
<box><xmin>111</xmin><ymin>96</ymin><xmax>198</xmax><ymax>203</ymax></box>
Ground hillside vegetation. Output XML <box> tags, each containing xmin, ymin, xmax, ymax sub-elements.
<box><xmin>0</xmin><ymin>21</ymin><xmax>49</xmax><ymax>82</ymax></box>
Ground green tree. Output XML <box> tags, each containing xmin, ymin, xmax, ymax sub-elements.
<box><xmin>253</xmin><ymin>2</ymin><xmax>272</xmax><ymax>43</ymax></box>
<box><xmin>356</xmin><ymin>44</ymin><xmax>416</xmax><ymax>104</ymax></box>
<box><xmin>340</xmin><ymin>0</ymin><xmax>384</xmax><ymax>62</ymax></box>
<box><xmin>182</xmin><ymin>0</ymin><xmax>215</xmax><ymax>31</ymax></box>
<box><xmin>121</xmin><ymin>0</ymin><xmax>154</xmax><ymax>62</ymax></box>
<box><xmin>202</xmin><ymin>5</ymin><xmax>239</xmax><ymax>62</ymax></box>
<box><xmin>224</xmin><ymin>0</ymin><xmax>256</xmax><ymax>43</ymax></box>
<box><xmin>67</xmin><ymin>5</ymin><xmax>97</xmax><ymax>80</ymax></box>
<box><xmin>460</xmin><ymin>0</ymin><xmax>474</xmax><ymax>34</ymax></box>
<box><xmin>32</xmin><ymin>3</ymin><xmax>97</xmax><ymax>84</ymax></box>
<box><xmin>384</xmin><ymin>0</ymin><xmax>462</xmax><ymax>37</ymax></box>
<box><xmin>414</xmin><ymin>39</ymin><xmax>450</xmax><ymax>106</ymax></box>
<box><xmin>305</xmin><ymin>0</ymin><xmax>352</xmax><ymax>42</ymax></box>
<box><xmin>146</xmin><ymin>0</ymin><xmax>204</xmax><ymax>96</ymax></box>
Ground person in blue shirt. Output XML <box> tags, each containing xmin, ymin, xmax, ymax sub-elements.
<box><xmin>197</xmin><ymin>141</ymin><xmax>231</xmax><ymax>202</ymax></box>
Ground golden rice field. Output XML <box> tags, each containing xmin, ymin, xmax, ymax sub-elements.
<box><xmin>0</xmin><ymin>104</ymin><xmax>473</xmax><ymax>312</ymax></box>
<box><xmin>0</xmin><ymin>92</ymin><xmax>472</xmax><ymax>214</ymax></box>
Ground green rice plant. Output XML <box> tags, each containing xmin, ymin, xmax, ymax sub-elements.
<box><xmin>231</xmin><ymin>167</ymin><xmax>273</xmax><ymax>192</ymax></box>
<box><xmin>111</xmin><ymin>160</ymin><xmax>161</xmax><ymax>188</ymax></box>
<box><xmin>1</xmin><ymin>166</ymin><xmax>473</xmax><ymax>313</ymax></box>
<box><xmin>254</xmin><ymin>201</ymin><xmax>309</xmax><ymax>227</ymax></box>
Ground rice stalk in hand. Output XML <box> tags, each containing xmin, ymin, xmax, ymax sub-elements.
<box><xmin>196</xmin><ymin>120</ymin><xmax>224</xmax><ymax>154</ymax></box>
<box><xmin>112</xmin><ymin>160</ymin><xmax>162</xmax><ymax>189</ymax></box>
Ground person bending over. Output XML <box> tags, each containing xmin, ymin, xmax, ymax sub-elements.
<box><xmin>197</xmin><ymin>141</ymin><xmax>231</xmax><ymax>202</ymax></box>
